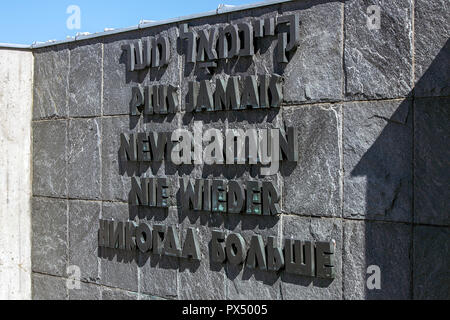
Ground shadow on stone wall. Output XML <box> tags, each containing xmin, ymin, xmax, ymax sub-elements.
<box><xmin>354</xmin><ymin>39</ymin><xmax>449</xmax><ymax>299</ymax></box>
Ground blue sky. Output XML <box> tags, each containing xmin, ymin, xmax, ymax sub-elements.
<box><xmin>0</xmin><ymin>0</ymin><xmax>259</xmax><ymax>45</ymax></box>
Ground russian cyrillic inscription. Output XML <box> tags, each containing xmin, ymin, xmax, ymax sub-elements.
<box><xmin>98</xmin><ymin>220</ymin><xmax>336</xmax><ymax>279</ymax></box>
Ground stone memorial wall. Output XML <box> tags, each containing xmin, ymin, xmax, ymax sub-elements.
<box><xmin>30</xmin><ymin>0</ymin><xmax>449</xmax><ymax>300</ymax></box>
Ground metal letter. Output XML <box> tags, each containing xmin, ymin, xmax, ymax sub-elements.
<box><xmin>277</xmin><ymin>14</ymin><xmax>300</xmax><ymax>63</ymax></box>
<box><xmin>316</xmin><ymin>241</ymin><xmax>336</xmax><ymax>279</ymax></box>
<box><xmin>98</xmin><ymin>219</ymin><xmax>110</xmax><ymax>248</ymax></box>
<box><xmin>255</xmin><ymin>18</ymin><xmax>276</xmax><ymax>38</ymax></box>
<box><xmin>164</xmin><ymin>226</ymin><xmax>182</xmax><ymax>257</ymax></box>
<box><xmin>269</xmin><ymin>74</ymin><xmax>283</xmax><ymax>107</ymax></box>
<box><xmin>285</xmin><ymin>239</ymin><xmax>315</xmax><ymax>277</ymax></box>
<box><xmin>267</xmin><ymin>236</ymin><xmax>284</xmax><ymax>271</ymax></box>
<box><xmin>227</xmin><ymin>77</ymin><xmax>241</xmax><ymax>110</ymax></box>
<box><xmin>171</xmin><ymin>129</ymin><xmax>193</xmax><ymax>165</ymax></box>
<box><xmin>246</xmin><ymin>181</ymin><xmax>262</xmax><ymax>215</ymax></box>
<box><xmin>238</xmin><ymin>23</ymin><xmax>254</xmax><ymax>56</ymax></box>
<box><xmin>167</xmin><ymin>85</ymin><xmax>179</xmax><ymax>113</ymax></box>
<box><xmin>196</xmin><ymin>80</ymin><xmax>214</xmax><ymax>112</ymax></box>
<box><xmin>144</xmin><ymin>86</ymin><xmax>154</xmax><ymax>115</ymax></box>
<box><xmin>277</xmin><ymin>14</ymin><xmax>300</xmax><ymax>52</ymax></box>
<box><xmin>277</xmin><ymin>32</ymin><xmax>288</xmax><ymax>63</ymax></box>
<box><xmin>218</xmin><ymin>25</ymin><xmax>240</xmax><ymax>59</ymax></box>
<box><xmin>109</xmin><ymin>220</ymin><xmax>125</xmax><ymax>250</ymax></box>
<box><xmin>180</xmin><ymin>178</ymin><xmax>203</xmax><ymax>211</ymax></box>
<box><xmin>279</xmin><ymin>127</ymin><xmax>299</xmax><ymax>162</ymax></box>
<box><xmin>262</xmin><ymin>181</ymin><xmax>281</xmax><ymax>216</ymax></box>
<box><xmin>152</xmin><ymin>224</ymin><xmax>166</xmax><ymax>255</ymax></box>
<box><xmin>246</xmin><ymin>235</ymin><xmax>267</xmax><ymax>270</ymax></box>
<box><xmin>226</xmin><ymin>233</ymin><xmax>247</xmax><ymax>265</ymax></box>
<box><xmin>212</xmin><ymin>180</ymin><xmax>227</xmax><ymax>213</ymax></box>
<box><xmin>136</xmin><ymin>222</ymin><xmax>152</xmax><ymax>253</ymax></box>
<box><xmin>186</xmin><ymin>81</ymin><xmax>199</xmax><ymax>113</ymax></box>
<box><xmin>241</xmin><ymin>75</ymin><xmax>260</xmax><ymax>109</ymax></box>
<box><xmin>129</xmin><ymin>177</ymin><xmax>149</xmax><ymax>206</ymax></box>
<box><xmin>258</xmin><ymin>75</ymin><xmax>270</xmax><ymax>108</ymax></box>
<box><xmin>180</xmin><ymin>24</ymin><xmax>197</xmax><ymax>64</ymax></box>
<box><xmin>121</xmin><ymin>43</ymin><xmax>135</xmax><ymax>72</ymax></box>
<box><xmin>137</xmin><ymin>133</ymin><xmax>151</xmax><ymax>162</ymax></box>
<box><xmin>154</xmin><ymin>85</ymin><xmax>168</xmax><ymax>114</ymax></box>
<box><xmin>130</xmin><ymin>86</ymin><xmax>144</xmax><ymax>115</ymax></box>
<box><xmin>120</xmin><ymin>133</ymin><xmax>137</xmax><ymax>161</ymax></box>
<box><xmin>156</xmin><ymin>36</ymin><xmax>170</xmax><ymax>67</ymax></box>
<box><xmin>134</xmin><ymin>40</ymin><xmax>145</xmax><ymax>70</ymax></box>
<box><xmin>204</xmin><ymin>129</ymin><xmax>224</xmax><ymax>165</ymax></box>
<box><xmin>264</xmin><ymin>18</ymin><xmax>276</xmax><ymax>36</ymax></box>
<box><xmin>196</xmin><ymin>28</ymin><xmax>218</xmax><ymax>62</ymax></box>
<box><xmin>149</xmin><ymin>132</ymin><xmax>169</xmax><ymax>162</ymax></box>
<box><xmin>142</xmin><ymin>38</ymin><xmax>152</xmax><ymax>68</ymax></box>
<box><xmin>157</xmin><ymin>178</ymin><xmax>169</xmax><ymax>208</ymax></box>
<box><xmin>254</xmin><ymin>20</ymin><xmax>264</xmax><ymax>38</ymax></box>
<box><xmin>228</xmin><ymin>180</ymin><xmax>245</xmax><ymax>214</ymax></box>
<box><xmin>211</xmin><ymin>230</ymin><xmax>226</xmax><ymax>263</ymax></box>
<box><xmin>125</xmin><ymin>221</ymin><xmax>137</xmax><ymax>251</ymax></box>
<box><xmin>148</xmin><ymin>178</ymin><xmax>157</xmax><ymax>207</ymax></box>
<box><xmin>182</xmin><ymin>228</ymin><xmax>201</xmax><ymax>261</ymax></box>
<box><xmin>150</xmin><ymin>37</ymin><xmax>160</xmax><ymax>68</ymax></box>
<box><xmin>214</xmin><ymin>78</ymin><xmax>228</xmax><ymax>111</ymax></box>
<box><xmin>203</xmin><ymin>179</ymin><xmax>212</xmax><ymax>212</ymax></box>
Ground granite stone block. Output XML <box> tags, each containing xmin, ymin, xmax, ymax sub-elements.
<box><xmin>68</xmin><ymin>200</ymin><xmax>101</xmax><ymax>282</ymax></box>
<box><xmin>343</xmin><ymin>220</ymin><xmax>411</xmax><ymax>300</ymax></box>
<box><xmin>32</xmin><ymin>120</ymin><xmax>67</xmax><ymax>198</ymax></box>
<box><xmin>68</xmin><ymin>118</ymin><xmax>101</xmax><ymax>200</ymax></box>
<box><xmin>32</xmin><ymin>197</ymin><xmax>67</xmax><ymax>277</ymax></box>
<box><xmin>344</xmin><ymin>0</ymin><xmax>413</xmax><ymax>99</ymax></box>
<box><xmin>33</xmin><ymin>46</ymin><xmax>69</xmax><ymax>120</ymax></box>
<box><xmin>68</xmin><ymin>42</ymin><xmax>102</xmax><ymax>117</ymax></box>
<box><xmin>32</xmin><ymin>273</ymin><xmax>68</xmax><ymax>300</ymax></box>
<box><xmin>280</xmin><ymin>0</ymin><xmax>344</xmax><ymax>103</ymax></box>
<box><xmin>343</xmin><ymin>100</ymin><xmax>412</xmax><ymax>222</ymax></box>
<box><xmin>282</xmin><ymin>105</ymin><xmax>342</xmax><ymax>217</ymax></box>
